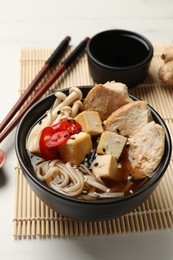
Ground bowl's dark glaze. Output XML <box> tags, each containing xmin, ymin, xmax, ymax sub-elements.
<box><xmin>86</xmin><ymin>30</ymin><xmax>153</xmax><ymax>87</ymax></box>
<box><xmin>15</xmin><ymin>86</ymin><xmax>172</xmax><ymax>221</ymax></box>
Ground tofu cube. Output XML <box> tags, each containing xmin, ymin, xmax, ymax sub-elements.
<box><xmin>75</xmin><ymin>111</ymin><xmax>103</xmax><ymax>136</ymax></box>
<box><xmin>97</xmin><ymin>131</ymin><xmax>127</xmax><ymax>159</ymax></box>
<box><xmin>91</xmin><ymin>154</ymin><xmax>118</xmax><ymax>180</ymax></box>
<box><xmin>58</xmin><ymin>132</ymin><xmax>92</xmax><ymax>165</ymax></box>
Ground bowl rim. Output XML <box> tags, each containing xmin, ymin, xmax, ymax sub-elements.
<box><xmin>86</xmin><ymin>29</ymin><xmax>154</xmax><ymax>71</ymax></box>
<box><xmin>15</xmin><ymin>86</ymin><xmax>172</xmax><ymax>206</ymax></box>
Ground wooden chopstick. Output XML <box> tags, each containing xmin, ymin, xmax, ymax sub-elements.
<box><xmin>0</xmin><ymin>37</ymin><xmax>90</xmax><ymax>143</ymax></box>
<box><xmin>0</xmin><ymin>36</ymin><xmax>71</xmax><ymax>134</ymax></box>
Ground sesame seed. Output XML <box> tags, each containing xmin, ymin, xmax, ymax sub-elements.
<box><xmin>117</xmin><ymin>128</ymin><xmax>120</xmax><ymax>134</ymax></box>
<box><xmin>117</xmin><ymin>163</ymin><xmax>122</xmax><ymax>168</ymax></box>
<box><xmin>94</xmin><ymin>162</ymin><xmax>99</xmax><ymax>167</ymax></box>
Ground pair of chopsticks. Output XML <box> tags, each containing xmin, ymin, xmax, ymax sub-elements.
<box><xmin>0</xmin><ymin>36</ymin><xmax>90</xmax><ymax>143</ymax></box>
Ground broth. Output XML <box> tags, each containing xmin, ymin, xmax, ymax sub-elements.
<box><xmin>27</xmin><ymin>135</ymin><xmax>148</xmax><ymax>199</ymax></box>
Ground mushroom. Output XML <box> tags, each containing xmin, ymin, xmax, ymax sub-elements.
<box><xmin>54</xmin><ymin>87</ymin><xmax>83</xmax><ymax>112</ymax></box>
<box><xmin>71</xmin><ymin>100</ymin><xmax>83</xmax><ymax>117</ymax></box>
<box><xmin>52</xmin><ymin>106</ymin><xmax>73</xmax><ymax>124</ymax></box>
<box><xmin>52</xmin><ymin>91</ymin><xmax>67</xmax><ymax>109</ymax></box>
<box><xmin>61</xmin><ymin>106</ymin><xmax>72</xmax><ymax>118</ymax></box>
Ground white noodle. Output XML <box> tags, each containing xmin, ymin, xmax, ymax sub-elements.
<box><xmin>53</xmin><ymin>169</ymin><xmax>70</xmax><ymax>188</ymax></box>
<box><xmin>33</xmin><ymin>158</ymin><xmax>118</xmax><ymax>198</ymax></box>
<box><xmin>34</xmin><ymin>160</ymin><xmax>84</xmax><ymax>197</ymax></box>
<box><xmin>84</xmin><ymin>175</ymin><xmax>108</xmax><ymax>192</ymax></box>
<box><xmin>87</xmin><ymin>192</ymin><xmax>124</xmax><ymax>198</ymax></box>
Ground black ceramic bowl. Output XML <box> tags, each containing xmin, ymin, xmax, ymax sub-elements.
<box><xmin>86</xmin><ymin>30</ymin><xmax>153</xmax><ymax>87</ymax></box>
<box><xmin>15</xmin><ymin>86</ymin><xmax>172</xmax><ymax>221</ymax></box>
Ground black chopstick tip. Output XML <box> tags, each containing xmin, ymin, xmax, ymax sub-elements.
<box><xmin>65</xmin><ymin>36</ymin><xmax>71</xmax><ymax>41</ymax></box>
<box><xmin>84</xmin><ymin>37</ymin><xmax>90</xmax><ymax>43</ymax></box>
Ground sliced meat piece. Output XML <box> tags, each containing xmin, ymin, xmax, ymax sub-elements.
<box><xmin>105</xmin><ymin>100</ymin><xmax>152</xmax><ymax>137</ymax></box>
<box><xmin>83</xmin><ymin>81</ymin><xmax>132</xmax><ymax>121</ymax></box>
<box><xmin>128</xmin><ymin>121</ymin><xmax>165</xmax><ymax>179</ymax></box>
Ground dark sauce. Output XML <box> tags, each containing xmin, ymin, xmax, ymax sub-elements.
<box><xmin>90</xmin><ymin>32</ymin><xmax>150</xmax><ymax>68</ymax></box>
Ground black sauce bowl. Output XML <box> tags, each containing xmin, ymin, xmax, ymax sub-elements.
<box><xmin>15</xmin><ymin>86</ymin><xmax>172</xmax><ymax>221</ymax></box>
<box><xmin>86</xmin><ymin>30</ymin><xmax>153</xmax><ymax>87</ymax></box>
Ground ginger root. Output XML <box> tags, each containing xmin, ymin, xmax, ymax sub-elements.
<box><xmin>158</xmin><ymin>46</ymin><xmax>173</xmax><ymax>84</ymax></box>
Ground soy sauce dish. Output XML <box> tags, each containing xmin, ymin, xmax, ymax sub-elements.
<box><xmin>86</xmin><ymin>30</ymin><xmax>153</xmax><ymax>87</ymax></box>
<box><xmin>15</xmin><ymin>86</ymin><xmax>172</xmax><ymax>221</ymax></box>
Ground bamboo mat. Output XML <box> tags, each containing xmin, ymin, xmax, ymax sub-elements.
<box><xmin>13</xmin><ymin>44</ymin><xmax>173</xmax><ymax>238</ymax></box>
